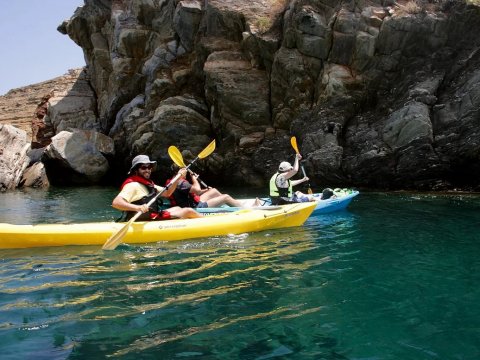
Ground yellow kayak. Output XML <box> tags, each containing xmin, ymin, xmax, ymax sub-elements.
<box><xmin>0</xmin><ymin>202</ymin><xmax>316</xmax><ymax>249</ymax></box>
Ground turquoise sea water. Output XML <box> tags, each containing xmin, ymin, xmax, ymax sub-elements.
<box><xmin>0</xmin><ymin>188</ymin><xmax>480</xmax><ymax>359</ymax></box>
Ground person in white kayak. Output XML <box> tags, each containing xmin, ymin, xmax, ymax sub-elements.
<box><xmin>269</xmin><ymin>153</ymin><xmax>315</xmax><ymax>205</ymax></box>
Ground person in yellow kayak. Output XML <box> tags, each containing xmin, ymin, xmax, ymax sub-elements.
<box><xmin>269</xmin><ymin>153</ymin><xmax>315</xmax><ymax>205</ymax></box>
<box><xmin>167</xmin><ymin>164</ymin><xmax>260</xmax><ymax>208</ymax></box>
<box><xmin>112</xmin><ymin>155</ymin><xmax>202</xmax><ymax>221</ymax></box>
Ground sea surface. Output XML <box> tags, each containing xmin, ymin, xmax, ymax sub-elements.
<box><xmin>0</xmin><ymin>187</ymin><xmax>479</xmax><ymax>359</ymax></box>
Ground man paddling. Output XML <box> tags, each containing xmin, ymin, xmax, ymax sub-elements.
<box><xmin>112</xmin><ymin>155</ymin><xmax>202</xmax><ymax>221</ymax></box>
<box><xmin>269</xmin><ymin>154</ymin><xmax>314</xmax><ymax>205</ymax></box>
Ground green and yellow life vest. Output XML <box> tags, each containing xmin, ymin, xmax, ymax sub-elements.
<box><xmin>269</xmin><ymin>172</ymin><xmax>293</xmax><ymax>198</ymax></box>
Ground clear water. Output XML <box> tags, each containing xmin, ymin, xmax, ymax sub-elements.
<box><xmin>0</xmin><ymin>188</ymin><xmax>479</xmax><ymax>359</ymax></box>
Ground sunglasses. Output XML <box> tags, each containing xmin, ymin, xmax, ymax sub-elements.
<box><xmin>139</xmin><ymin>164</ymin><xmax>153</xmax><ymax>170</ymax></box>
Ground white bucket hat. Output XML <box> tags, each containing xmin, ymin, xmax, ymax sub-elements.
<box><xmin>128</xmin><ymin>155</ymin><xmax>157</xmax><ymax>174</ymax></box>
<box><xmin>278</xmin><ymin>161</ymin><xmax>293</xmax><ymax>172</ymax></box>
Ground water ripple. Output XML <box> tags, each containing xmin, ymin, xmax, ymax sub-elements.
<box><xmin>1</xmin><ymin>191</ymin><xmax>480</xmax><ymax>359</ymax></box>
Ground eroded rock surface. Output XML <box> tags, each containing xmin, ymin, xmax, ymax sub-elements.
<box><xmin>3</xmin><ymin>0</ymin><xmax>480</xmax><ymax>190</ymax></box>
<box><xmin>0</xmin><ymin>125</ymin><xmax>30</xmax><ymax>191</ymax></box>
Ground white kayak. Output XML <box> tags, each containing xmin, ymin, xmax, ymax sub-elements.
<box><xmin>197</xmin><ymin>189</ymin><xmax>359</xmax><ymax>215</ymax></box>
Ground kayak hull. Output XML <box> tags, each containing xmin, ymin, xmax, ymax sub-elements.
<box><xmin>0</xmin><ymin>202</ymin><xmax>316</xmax><ymax>249</ymax></box>
<box><xmin>309</xmin><ymin>190</ymin><xmax>359</xmax><ymax>214</ymax></box>
<box><xmin>197</xmin><ymin>190</ymin><xmax>359</xmax><ymax>216</ymax></box>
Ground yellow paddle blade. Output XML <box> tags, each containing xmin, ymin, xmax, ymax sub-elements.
<box><xmin>102</xmin><ymin>221</ymin><xmax>133</xmax><ymax>250</ymax></box>
<box><xmin>308</xmin><ymin>187</ymin><xmax>313</xmax><ymax>195</ymax></box>
<box><xmin>290</xmin><ymin>136</ymin><xmax>300</xmax><ymax>154</ymax></box>
<box><xmin>168</xmin><ymin>146</ymin><xmax>186</xmax><ymax>167</ymax></box>
<box><xmin>198</xmin><ymin>139</ymin><xmax>216</xmax><ymax>159</ymax></box>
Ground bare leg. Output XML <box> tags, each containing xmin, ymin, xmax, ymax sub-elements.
<box><xmin>240</xmin><ymin>198</ymin><xmax>261</xmax><ymax>207</ymax></box>
<box><xmin>200</xmin><ymin>188</ymin><xmax>244</xmax><ymax>207</ymax></box>
<box><xmin>167</xmin><ymin>206</ymin><xmax>203</xmax><ymax>218</ymax></box>
<box><xmin>199</xmin><ymin>188</ymin><xmax>223</xmax><ymax>201</ymax></box>
<box><xmin>205</xmin><ymin>194</ymin><xmax>243</xmax><ymax>208</ymax></box>
<box><xmin>295</xmin><ymin>191</ymin><xmax>315</xmax><ymax>202</ymax></box>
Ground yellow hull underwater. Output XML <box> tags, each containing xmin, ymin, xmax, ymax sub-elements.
<box><xmin>0</xmin><ymin>202</ymin><xmax>316</xmax><ymax>249</ymax></box>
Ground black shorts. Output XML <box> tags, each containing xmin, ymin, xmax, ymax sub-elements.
<box><xmin>270</xmin><ymin>197</ymin><xmax>296</xmax><ymax>205</ymax></box>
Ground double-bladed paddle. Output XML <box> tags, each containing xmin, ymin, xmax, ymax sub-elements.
<box><xmin>102</xmin><ymin>139</ymin><xmax>216</xmax><ymax>250</ymax></box>
<box><xmin>290</xmin><ymin>136</ymin><xmax>313</xmax><ymax>194</ymax></box>
<box><xmin>168</xmin><ymin>146</ymin><xmax>209</xmax><ymax>189</ymax></box>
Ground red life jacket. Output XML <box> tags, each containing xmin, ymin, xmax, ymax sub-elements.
<box><xmin>120</xmin><ymin>175</ymin><xmax>171</xmax><ymax>221</ymax></box>
<box><xmin>121</xmin><ymin>175</ymin><xmax>155</xmax><ymax>188</ymax></box>
<box><xmin>165</xmin><ymin>178</ymin><xmax>201</xmax><ymax>208</ymax></box>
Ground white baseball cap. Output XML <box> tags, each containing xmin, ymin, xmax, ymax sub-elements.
<box><xmin>278</xmin><ymin>161</ymin><xmax>293</xmax><ymax>172</ymax></box>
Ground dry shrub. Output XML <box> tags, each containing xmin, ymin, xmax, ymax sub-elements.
<box><xmin>253</xmin><ymin>0</ymin><xmax>289</xmax><ymax>34</ymax></box>
<box><xmin>255</xmin><ymin>17</ymin><xmax>271</xmax><ymax>33</ymax></box>
<box><xmin>403</xmin><ymin>0</ymin><xmax>423</xmax><ymax>13</ymax></box>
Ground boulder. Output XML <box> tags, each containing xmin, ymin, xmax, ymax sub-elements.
<box><xmin>173</xmin><ymin>1</ymin><xmax>203</xmax><ymax>51</ymax></box>
<box><xmin>0</xmin><ymin>125</ymin><xmax>30</xmax><ymax>191</ymax></box>
<box><xmin>42</xmin><ymin>130</ymin><xmax>114</xmax><ymax>185</ymax></box>
<box><xmin>19</xmin><ymin>162</ymin><xmax>49</xmax><ymax>189</ymax></box>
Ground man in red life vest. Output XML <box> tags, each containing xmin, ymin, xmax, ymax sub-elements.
<box><xmin>112</xmin><ymin>155</ymin><xmax>202</xmax><ymax>221</ymax></box>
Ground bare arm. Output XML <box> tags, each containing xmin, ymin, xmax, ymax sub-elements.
<box><xmin>283</xmin><ymin>154</ymin><xmax>302</xmax><ymax>180</ymax></box>
<box><xmin>112</xmin><ymin>195</ymin><xmax>149</xmax><ymax>213</ymax></box>
<box><xmin>189</xmin><ymin>173</ymin><xmax>203</xmax><ymax>194</ymax></box>
<box><xmin>293</xmin><ymin>153</ymin><xmax>301</xmax><ymax>172</ymax></box>
<box><xmin>161</xmin><ymin>168</ymin><xmax>188</xmax><ymax>197</ymax></box>
<box><xmin>291</xmin><ymin>177</ymin><xmax>309</xmax><ymax>187</ymax></box>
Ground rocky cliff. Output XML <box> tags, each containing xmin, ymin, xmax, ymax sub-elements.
<box><xmin>0</xmin><ymin>69</ymin><xmax>96</xmax><ymax>147</ymax></box>
<box><xmin>3</xmin><ymin>0</ymin><xmax>480</xmax><ymax>191</ymax></box>
<box><xmin>0</xmin><ymin>69</ymin><xmax>108</xmax><ymax>190</ymax></box>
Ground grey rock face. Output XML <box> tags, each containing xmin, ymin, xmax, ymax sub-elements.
<box><xmin>174</xmin><ymin>1</ymin><xmax>203</xmax><ymax>51</ymax></box>
<box><xmin>0</xmin><ymin>125</ymin><xmax>31</xmax><ymax>191</ymax></box>
<box><xmin>19</xmin><ymin>162</ymin><xmax>49</xmax><ymax>189</ymax></box>
<box><xmin>49</xmin><ymin>0</ymin><xmax>480</xmax><ymax>190</ymax></box>
<box><xmin>42</xmin><ymin>130</ymin><xmax>114</xmax><ymax>185</ymax></box>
